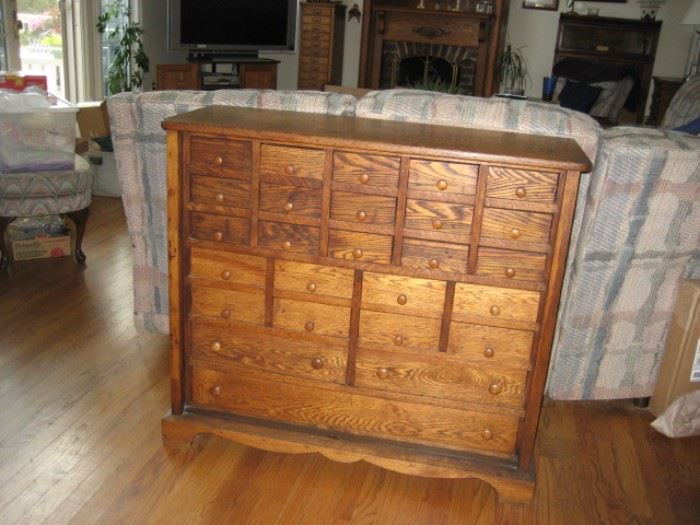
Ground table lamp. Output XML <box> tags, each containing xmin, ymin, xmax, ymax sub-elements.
<box><xmin>683</xmin><ymin>0</ymin><xmax>700</xmax><ymax>78</ymax></box>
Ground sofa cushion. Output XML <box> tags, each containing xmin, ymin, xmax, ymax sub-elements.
<box><xmin>661</xmin><ymin>76</ymin><xmax>700</xmax><ymax>130</ymax></box>
<box><xmin>674</xmin><ymin>116</ymin><xmax>700</xmax><ymax>135</ymax></box>
<box><xmin>559</xmin><ymin>81</ymin><xmax>602</xmax><ymax>113</ymax></box>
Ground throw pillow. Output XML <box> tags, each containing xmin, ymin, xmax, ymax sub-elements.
<box><xmin>559</xmin><ymin>81</ymin><xmax>603</xmax><ymax>113</ymax></box>
<box><xmin>674</xmin><ymin>116</ymin><xmax>700</xmax><ymax>135</ymax></box>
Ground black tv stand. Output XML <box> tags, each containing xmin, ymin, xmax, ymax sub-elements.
<box><xmin>187</xmin><ymin>50</ymin><xmax>261</xmax><ymax>62</ymax></box>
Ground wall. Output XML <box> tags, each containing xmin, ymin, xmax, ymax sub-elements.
<box><xmin>140</xmin><ymin>0</ymin><xmax>363</xmax><ymax>91</ymax></box>
<box><xmin>505</xmin><ymin>0</ymin><xmax>695</xmax><ymax>101</ymax></box>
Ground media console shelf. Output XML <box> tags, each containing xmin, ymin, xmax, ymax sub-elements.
<box><xmin>156</xmin><ymin>58</ymin><xmax>279</xmax><ymax>91</ymax></box>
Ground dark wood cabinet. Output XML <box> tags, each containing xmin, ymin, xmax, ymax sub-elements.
<box><xmin>553</xmin><ymin>14</ymin><xmax>662</xmax><ymax>124</ymax></box>
<box><xmin>298</xmin><ymin>2</ymin><xmax>346</xmax><ymax>90</ymax></box>
<box><xmin>647</xmin><ymin>76</ymin><xmax>685</xmax><ymax>126</ymax></box>
<box><xmin>156</xmin><ymin>60</ymin><xmax>279</xmax><ymax>91</ymax></box>
<box><xmin>162</xmin><ymin>106</ymin><xmax>590</xmax><ymax>505</ymax></box>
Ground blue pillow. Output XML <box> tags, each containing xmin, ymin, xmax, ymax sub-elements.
<box><xmin>559</xmin><ymin>81</ymin><xmax>603</xmax><ymax>113</ymax></box>
<box><xmin>674</xmin><ymin>116</ymin><xmax>700</xmax><ymax>135</ymax></box>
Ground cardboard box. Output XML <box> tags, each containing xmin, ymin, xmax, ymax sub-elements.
<box><xmin>650</xmin><ymin>280</ymin><xmax>700</xmax><ymax>416</ymax></box>
<box><xmin>77</xmin><ymin>101</ymin><xmax>110</xmax><ymax>139</ymax></box>
<box><xmin>11</xmin><ymin>235</ymin><xmax>72</xmax><ymax>261</ymax></box>
<box><xmin>0</xmin><ymin>73</ymin><xmax>48</xmax><ymax>92</ymax></box>
<box><xmin>87</xmin><ymin>150</ymin><xmax>120</xmax><ymax>197</ymax></box>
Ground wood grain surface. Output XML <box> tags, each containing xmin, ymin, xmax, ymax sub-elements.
<box><xmin>1</xmin><ymin>197</ymin><xmax>698</xmax><ymax>523</ymax></box>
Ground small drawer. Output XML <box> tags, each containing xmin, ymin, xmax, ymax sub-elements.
<box><xmin>299</xmin><ymin>56</ymin><xmax>329</xmax><ymax>68</ymax></box>
<box><xmin>188</xmin><ymin>137</ymin><xmax>252</xmax><ymax>179</ymax></box>
<box><xmin>358</xmin><ymin>310</ymin><xmax>442</xmax><ymax>352</ymax></box>
<box><xmin>331</xmin><ymin>191</ymin><xmax>397</xmax><ymax>226</ymax></box>
<box><xmin>404</xmin><ymin>199</ymin><xmax>473</xmax><ymax>238</ymax></box>
<box><xmin>401</xmin><ymin>238</ymin><xmax>469</xmax><ymax>274</ymax></box>
<box><xmin>274</xmin><ymin>260</ymin><xmax>354</xmax><ymax>300</ymax></box>
<box><xmin>355</xmin><ymin>349</ymin><xmax>527</xmax><ymax>410</ymax></box>
<box><xmin>190</xmin><ymin>286</ymin><xmax>265</xmax><ymax>325</ymax></box>
<box><xmin>259</xmin><ymin>183</ymin><xmax>323</xmax><ymax>220</ymax></box>
<box><xmin>304</xmin><ymin>5</ymin><xmax>331</xmax><ymax>16</ymax></box>
<box><xmin>301</xmin><ymin>31</ymin><xmax>331</xmax><ymax>45</ymax></box>
<box><xmin>273</xmin><ymin>298</ymin><xmax>350</xmax><ymax>338</ymax></box>
<box><xmin>258</xmin><ymin>221</ymin><xmax>320</xmax><ymax>256</ymax></box>
<box><xmin>476</xmin><ymin>247</ymin><xmax>547</xmax><ymax>283</ymax></box>
<box><xmin>301</xmin><ymin>22</ymin><xmax>332</xmax><ymax>34</ymax></box>
<box><xmin>481</xmin><ymin>208</ymin><xmax>552</xmax><ymax>245</ymax></box>
<box><xmin>189</xmin><ymin>246</ymin><xmax>266</xmax><ymax>287</ymax></box>
<box><xmin>332</xmin><ymin>151</ymin><xmax>400</xmax><ymax>191</ymax></box>
<box><xmin>190</xmin><ymin>175</ymin><xmax>251</xmax><ymax>210</ymax></box>
<box><xmin>328</xmin><ymin>230</ymin><xmax>393</xmax><ymax>264</ymax></box>
<box><xmin>190</xmin><ymin>319</ymin><xmax>347</xmax><ymax>385</ymax></box>
<box><xmin>452</xmin><ymin>283</ymin><xmax>540</xmax><ymax>324</ymax></box>
<box><xmin>362</xmin><ymin>272</ymin><xmax>446</xmax><ymax>318</ymax></box>
<box><xmin>299</xmin><ymin>46</ymin><xmax>331</xmax><ymax>58</ymax></box>
<box><xmin>260</xmin><ymin>144</ymin><xmax>325</xmax><ymax>181</ymax></box>
<box><xmin>189</xmin><ymin>212</ymin><xmax>250</xmax><ymax>245</ymax></box>
<box><xmin>487</xmin><ymin>167</ymin><xmax>558</xmax><ymax>203</ymax></box>
<box><xmin>408</xmin><ymin>159</ymin><xmax>478</xmax><ymax>196</ymax></box>
<box><xmin>448</xmin><ymin>322</ymin><xmax>533</xmax><ymax>370</ymax></box>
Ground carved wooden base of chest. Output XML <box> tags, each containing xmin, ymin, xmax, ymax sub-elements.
<box><xmin>162</xmin><ymin>412</ymin><xmax>535</xmax><ymax>504</ymax></box>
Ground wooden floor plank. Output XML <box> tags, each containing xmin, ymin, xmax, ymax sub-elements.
<box><xmin>0</xmin><ymin>197</ymin><xmax>698</xmax><ymax>524</ymax></box>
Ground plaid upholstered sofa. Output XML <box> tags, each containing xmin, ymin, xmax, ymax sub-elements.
<box><xmin>108</xmin><ymin>87</ymin><xmax>700</xmax><ymax>401</ymax></box>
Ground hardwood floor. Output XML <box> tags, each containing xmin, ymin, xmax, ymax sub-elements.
<box><xmin>0</xmin><ymin>197</ymin><xmax>698</xmax><ymax>524</ymax></box>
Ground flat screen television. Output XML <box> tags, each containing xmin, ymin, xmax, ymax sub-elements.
<box><xmin>168</xmin><ymin>0</ymin><xmax>297</xmax><ymax>54</ymax></box>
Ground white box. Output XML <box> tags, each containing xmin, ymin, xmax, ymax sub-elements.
<box><xmin>87</xmin><ymin>150</ymin><xmax>121</xmax><ymax>197</ymax></box>
<box><xmin>0</xmin><ymin>101</ymin><xmax>78</xmax><ymax>172</ymax></box>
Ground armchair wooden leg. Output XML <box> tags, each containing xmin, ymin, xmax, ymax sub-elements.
<box><xmin>0</xmin><ymin>217</ymin><xmax>15</xmax><ymax>270</ymax></box>
<box><xmin>65</xmin><ymin>208</ymin><xmax>89</xmax><ymax>265</ymax></box>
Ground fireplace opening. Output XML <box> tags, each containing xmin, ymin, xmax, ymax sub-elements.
<box><xmin>398</xmin><ymin>56</ymin><xmax>455</xmax><ymax>90</ymax></box>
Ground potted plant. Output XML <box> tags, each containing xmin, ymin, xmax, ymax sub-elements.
<box><xmin>496</xmin><ymin>44</ymin><xmax>528</xmax><ymax>96</ymax></box>
<box><xmin>96</xmin><ymin>2</ymin><xmax>149</xmax><ymax>95</ymax></box>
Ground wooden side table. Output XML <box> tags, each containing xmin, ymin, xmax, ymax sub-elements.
<box><xmin>647</xmin><ymin>76</ymin><xmax>685</xmax><ymax>126</ymax></box>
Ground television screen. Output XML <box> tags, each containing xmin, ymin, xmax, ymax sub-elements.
<box><xmin>170</xmin><ymin>0</ymin><xmax>296</xmax><ymax>52</ymax></box>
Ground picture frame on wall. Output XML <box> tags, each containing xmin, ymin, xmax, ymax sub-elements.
<box><xmin>522</xmin><ymin>0</ymin><xmax>559</xmax><ymax>10</ymax></box>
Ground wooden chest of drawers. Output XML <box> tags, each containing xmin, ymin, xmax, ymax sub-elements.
<box><xmin>298</xmin><ymin>2</ymin><xmax>346</xmax><ymax>90</ymax></box>
<box><xmin>162</xmin><ymin>107</ymin><xmax>590</xmax><ymax>504</ymax></box>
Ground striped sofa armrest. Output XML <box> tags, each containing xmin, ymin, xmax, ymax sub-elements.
<box><xmin>549</xmin><ymin>127</ymin><xmax>700</xmax><ymax>400</ymax></box>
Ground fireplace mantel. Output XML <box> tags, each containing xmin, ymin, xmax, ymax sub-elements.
<box><xmin>359</xmin><ymin>0</ymin><xmax>509</xmax><ymax>95</ymax></box>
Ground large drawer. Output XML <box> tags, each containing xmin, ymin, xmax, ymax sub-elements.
<box><xmin>481</xmin><ymin>208</ymin><xmax>552</xmax><ymax>246</ymax></box>
<box><xmin>274</xmin><ymin>260</ymin><xmax>354</xmax><ymax>300</ymax></box>
<box><xmin>260</xmin><ymin>144</ymin><xmax>325</xmax><ymax>181</ymax></box>
<box><xmin>358</xmin><ymin>310</ymin><xmax>442</xmax><ymax>352</ymax></box>
<box><xmin>408</xmin><ymin>159</ymin><xmax>478</xmax><ymax>197</ymax></box>
<box><xmin>452</xmin><ymin>283</ymin><xmax>540</xmax><ymax>327</ymax></box>
<box><xmin>486</xmin><ymin>167</ymin><xmax>558</xmax><ymax>204</ymax></box>
<box><xmin>355</xmin><ymin>349</ymin><xmax>527</xmax><ymax>410</ymax></box>
<box><xmin>189</xmin><ymin>212</ymin><xmax>250</xmax><ymax>245</ymax></box>
<box><xmin>190</xmin><ymin>175</ymin><xmax>251</xmax><ymax>210</ymax></box>
<box><xmin>190</xmin><ymin>319</ymin><xmax>347</xmax><ymax>385</ymax></box>
<box><xmin>362</xmin><ymin>272</ymin><xmax>446</xmax><ymax>318</ymax></box>
<box><xmin>401</xmin><ymin>238</ymin><xmax>469</xmax><ymax>274</ymax></box>
<box><xmin>273</xmin><ymin>298</ymin><xmax>351</xmax><ymax>338</ymax></box>
<box><xmin>188</xmin><ymin>136</ymin><xmax>252</xmax><ymax>179</ymax></box>
<box><xmin>332</xmin><ymin>151</ymin><xmax>400</xmax><ymax>193</ymax></box>
<box><xmin>190</xmin><ymin>365</ymin><xmax>519</xmax><ymax>456</ymax></box>
<box><xmin>331</xmin><ymin>191</ymin><xmax>397</xmax><ymax>226</ymax></box>
<box><xmin>258</xmin><ymin>221</ymin><xmax>320</xmax><ymax>256</ymax></box>
<box><xmin>189</xmin><ymin>246</ymin><xmax>266</xmax><ymax>287</ymax></box>
<box><xmin>190</xmin><ymin>286</ymin><xmax>265</xmax><ymax>325</ymax></box>
<box><xmin>448</xmin><ymin>322</ymin><xmax>534</xmax><ymax>370</ymax></box>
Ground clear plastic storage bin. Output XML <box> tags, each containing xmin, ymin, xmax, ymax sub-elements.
<box><xmin>0</xmin><ymin>98</ymin><xmax>77</xmax><ymax>173</ymax></box>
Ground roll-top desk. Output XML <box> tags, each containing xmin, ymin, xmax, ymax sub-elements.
<box><xmin>162</xmin><ymin>107</ymin><xmax>590</xmax><ymax>504</ymax></box>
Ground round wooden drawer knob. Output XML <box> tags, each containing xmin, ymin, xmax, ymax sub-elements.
<box><xmin>428</xmin><ymin>258</ymin><xmax>440</xmax><ymax>270</ymax></box>
<box><xmin>214</xmin><ymin>156</ymin><xmax>223</xmax><ymax>166</ymax></box>
<box><xmin>304</xmin><ymin>320</ymin><xmax>315</xmax><ymax>332</ymax></box>
<box><xmin>377</xmin><ymin>367</ymin><xmax>390</xmax><ymax>379</ymax></box>
<box><xmin>481</xmin><ymin>428</ymin><xmax>493</xmax><ymax>441</ymax></box>
<box><xmin>285</xmin><ymin>164</ymin><xmax>295</xmax><ymax>175</ymax></box>
<box><xmin>510</xmin><ymin>228</ymin><xmax>521</xmax><ymax>239</ymax></box>
<box><xmin>488</xmin><ymin>381</ymin><xmax>503</xmax><ymax>396</ymax></box>
<box><xmin>483</xmin><ymin>347</ymin><xmax>495</xmax><ymax>358</ymax></box>
<box><xmin>489</xmin><ymin>305</ymin><xmax>501</xmax><ymax>316</ymax></box>
<box><xmin>306</xmin><ymin>282</ymin><xmax>317</xmax><ymax>293</ymax></box>
<box><xmin>359</xmin><ymin>173</ymin><xmax>370</xmax><ymax>184</ymax></box>
<box><xmin>515</xmin><ymin>187</ymin><xmax>527</xmax><ymax>198</ymax></box>
<box><xmin>393</xmin><ymin>334</ymin><xmax>404</xmax><ymax>346</ymax></box>
<box><xmin>352</xmin><ymin>248</ymin><xmax>363</xmax><ymax>259</ymax></box>
<box><xmin>213</xmin><ymin>231</ymin><xmax>224</xmax><ymax>241</ymax></box>
<box><xmin>311</xmin><ymin>357</ymin><xmax>324</xmax><ymax>370</ymax></box>
<box><xmin>220</xmin><ymin>309</ymin><xmax>231</xmax><ymax>319</ymax></box>
<box><xmin>436</xmin><ymin>179</ymin><xmax>448</xmax><ymax>191</ymax></box>
<box><xmin>221</xmin><ymin>270</ymin><xmax>231</xmax><ymax>280</ymax></box>
<box><xmin>284</xmin><ymin>202</ymin><xmax>294</xmax><ymax>212</ymax></box>
<box><xmin>356</xmin><ymin>210</ymin><xmax>367</xmax><ymax>221</ymax></box>
<box><xmin>397</xmin><ymin>294</ymin><xmax>408</xmax><ymax>306</ymax></box>
<box><xmin>505</xmin><ymin>267</ymin><xmax>516</xmax><ymax>278</ymax></box>
<box><xmin>282</xmin><ymin>240</ymin><xmax>292</xmax><ymax>251</ymax></box>
<box><xmin>215</xmin><ymin>193</ymin><xmax>225</xmax><ymax>203</ymax></box>
<box><xmin>432</xmin><ymin>219</ymin><xmax>443</xmax><ymax>230</ymax></box>
<box><xmin>210</xmin><ymin>385</ymin><xmax>222</xmax><ymax>396</ymax></box>
<box><xmin>210</xmin><ymin>341</ymin><xmax>222</xmax><ymax>352</ymax></box>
